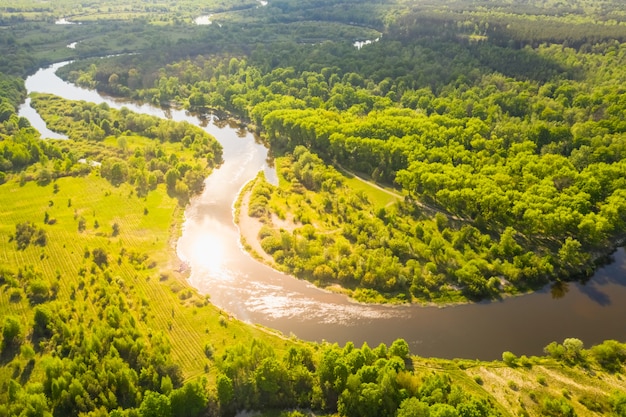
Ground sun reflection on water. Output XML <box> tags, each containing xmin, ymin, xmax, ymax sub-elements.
<box><xmin>191</xmin><ymin>233</ymin><xmax>227</xmax><ymax>275</ymax></box>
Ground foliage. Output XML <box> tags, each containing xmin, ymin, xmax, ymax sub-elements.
<box><xmin>544</xmin><ymin>338</ymin><xmax>586</xmax><ymax>365</ymax></box>
<box><xmin>2</xmin><ymin>315</ymin><xmax>22</xmax><ymax>349</ymax></box>
<box><xmin>27</xmin><ymin>93</ymin><xmax>222</xmax><ymax>205</ymax></box>
<box><xmin>14</xmin><ymin>222</ymin><xmax>47</xmax><ymax>250</ymax></box>
<box><xmin>1</xmin><ymin>0</ymin><xmax>626</xmax><ymax>416</ymax></box>
<box><xmin>72</xmin><ymin>7</ymin><xmax>626</xmax><ymax>302</ymax></box>
<box><xmin>502</xmin><ymin>351</ymin><xmax>518</xmax><ymax>367</ymax></box>
<box><xmin>541</xmin><ymin>396</ymin><xmax>576</xmax><ymax>417</ymax></box>
<box><xmin>0</xmin><ymin>117</ymin><xmax>273</xmax><ymax>417</ymax></box>
<box><xmin>590</xmin><ymin>340</ymin><xmax>626</xmax><ymax>372</ymax></box>
<box><xmin>214</xmin><ymin>338</ymin><xmax>500</xmax><ymax>416</ymax></box>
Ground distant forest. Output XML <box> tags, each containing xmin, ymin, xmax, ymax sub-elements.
<box><xmin>2</xmin><ymin>0</ymin><xmax>626</xmax><ymax>416</ymax></box>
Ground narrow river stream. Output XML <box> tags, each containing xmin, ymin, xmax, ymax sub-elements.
<box><xmin>19</xmin><ymin>61</ymin><xmax>626</xmax><ymax>360</ymax></box>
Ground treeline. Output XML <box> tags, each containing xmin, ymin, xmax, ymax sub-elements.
<box><xmin>391</xmin><ymin>9</ymin><xmax>626</xmax><ymax>51</ymax></box>
<box><xmin>0</xmin><ymin>72</ymin><xmax>60</xmax><ymax>185</ymax></box>
<box><xmin>214</xmin><ymin>338</ymin><xmax>501</xmax><ymax>417</ymax></box>
<box><xmin>213</xmin><ymin>336</ymin><xmax>626</xmax><ymax>417</ymax></box>
<box><xmin>3</xmin><ymin>238</ymin><xmax>626</xmax><ymax>417</ymax></box>
<box><xmin>2</xmin><ymin>91</ymin><xmax>224</xmax><ymax>204</ymax></box>
<box><xmin>254</xmin><ymin>61</ymin><xmax>626</xmax><ymax>297</ymax></box>
<box><xmin>0</xmin><ymin>72</ymin><xmax>26</xmax><ymax>112</ymax></box>
<box><xmin>0</xmin><ymin>124</ymin><xmax>93</xmax><ymax>186</ymax></box>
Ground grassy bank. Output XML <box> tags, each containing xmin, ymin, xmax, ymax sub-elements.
<box><xmin>0</xmin><ymin>172</ymin><xmax>293</xmax><ymax>384</ymax></box>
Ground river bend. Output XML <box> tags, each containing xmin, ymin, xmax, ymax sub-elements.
<box><xmin>19</xmin><ymin>61</ymin><xmax>626</xmax><ymax>360</ymax></box>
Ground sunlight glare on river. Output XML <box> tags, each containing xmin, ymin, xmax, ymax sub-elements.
<box><xmin>21</xmin><ymin>60</ymin><xmax>626</xmax><ymax>360</ymax></box>
<box><xmin>191</xmin><ymin>233</ymin><xmax>226</xmax><ymax>275</ymax></box>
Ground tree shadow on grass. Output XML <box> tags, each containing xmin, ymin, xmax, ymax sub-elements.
<box><xmin>19</xmin><ymin>359</ymin><xmax>35</xmax><ymax>385</ymax></box>
<box><xmin>0</xmin><ymin>343</ymin><xmax>21</xmax><ymax>365</ymax></box>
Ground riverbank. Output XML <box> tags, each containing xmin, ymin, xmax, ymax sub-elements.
<box><xmin>235</xmin><ymin>183</ymin><xmax>276</xmax><ymax>266</ymax></box>
<box><xmin>233</xmin><ymin>170</ymin><xmax>626</xmax><ymax>310</ymax></box>
<box><xmin>25</xmin><ymin>57</ymin><xmax>626</xmax><ymax>361</ymax></box>
<box><xmin>235</xmin><ymin>175</ymin><xmax>475</xmax><ymax>306</ymax></box>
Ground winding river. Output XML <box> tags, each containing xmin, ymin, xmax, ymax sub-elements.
<box><xmin>20</xmin><ymin>62</ymin><xmax>626</xmax><ymax>360</ymax></box>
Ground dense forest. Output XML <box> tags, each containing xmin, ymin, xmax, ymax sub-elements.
<box><xmin>60</xmin><ymin>3</ymin><xmax>626</xmax><ymax>302</ymax></box>
<box><xmin>2</xmin><ymin>0</ymin><xmax>626</xmax><ymax>416</ymax></box>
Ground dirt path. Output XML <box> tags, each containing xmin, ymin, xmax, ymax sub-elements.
<box><xmin>336</xmin><ymin>164</ymin><xmax>469</xmax><ymax>222</ymax></box>
<box><xmin>335</xmin><ymin>163</ymin><xmax>403</xmax><ymax>201</ymax></box>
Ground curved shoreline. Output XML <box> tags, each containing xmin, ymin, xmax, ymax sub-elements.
<box><xmin>232</xmin><ymin>173</ymin><xmax>626</xmax><ymax>310</ymax></box>
<box><xmin>24</xmin><ymin>58</ymin><xmax>626</xmax><ymax>360</ymax></box>
<box><xmin>234</xmin><ymin>182</ymin><xmax>276</xmax><ymax>266</ymax></box>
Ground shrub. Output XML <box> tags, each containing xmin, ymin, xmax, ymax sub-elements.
<box><xmin>2</xmin><ymin>315</ymin><xmax>22</xmax><ymax>349</ymax></box>
<box><xmin>204</xmin><ymin>343</ymin><xmax>214</xmax><ymax>359</ymax></box>
<box><xmin>502</xmin><ymin>351</ymin><xmax>517</xmax><ymax>366</ymax></box>
<box><xmin>578</xmin><ymin>393</ymin><xmax>608</xmax><ymax>413</ymax></box>
<box><xmin>389</xmin><ymin>338</ymin><xmax>410</xmax><ymax>359</ymax></box>
<box><xmin>14</xmin><ymin>222</ymin><xmax>47</xmax><ymax>249</ymax></box>
<box><xmin>591</xmin><ymin>340</ymin><xmax>626</xmax><ymax>372</ymax></box>
<box><xmin>92</xmin><ymin>248</ymin><xmax>109</xmax><ymax>268</ymax></box>
<box><xmin>261</xmin><ymin>235</ymin><xmax>283</xmax><ymax>254</ymax></box>
<box><xmin>541</xmin><ymin>396</ymin><xmax>575</xmax><ymax>417</ymax></box>
<box><xmin>27</xmin><ymin>279</ymin><xmax>50</xmax><ymax>304</ymax></box>
<box><xmin>33</xmin><ymin>305</ymin><xmax>53</xmax><ymax>338</ymax></box>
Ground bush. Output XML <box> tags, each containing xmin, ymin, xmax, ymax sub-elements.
<box><xmin>389</xmin><ymin>338</ymin><xmax>410</xmax><ymax>359</ymax></box>
<box><xmin>78</xmin><ymin>217</ymin><xmax>86</xmax><ymax>232</ymax></box>
<box><xmin>2</xmin><ymin>315</ymin><xmax>22</xmax><ymax>349</ymax></box>
<box><xmin>261</xmin><ymin>235</ymin><xmax>283</xmax><ymax>254</ymax></box>
<box><xmin>502</xmin><ymin>351</ymin><xmax>517</xmax><ymax>366</ymax></box>
<box><xmin>397</xmin><ymin>397</ymin><xmax>430</xmax><ymax>417</ymax></box>
<box><xmin>611</xmin><ymin>391</ymin><xmax>626</xmax><ymax>417</ymax></box>
<box><xmin>541</xmin><ymin>396</ymin><xmax>575</xmax><ymax>417</ymax></box>
<box><xmin>9</xmin><ymin>287</ymin><xmax>23</xmax><ymax>302</ymax></box>
<box><xmin>92</xmin><ymin>248</ymin><xmax>109</xmax><ymax>268</ymax></box>
<box><xmin>562</xmin><ymin>338</ymin><xmax>584</xmax><ymax>364</ymax></box>
<box><xmin>27</xmin><ymin>279</ymin><xmax>50</xmax><ymax>304</ymax></box>
<box><xmin>33</xmin><ymin>305</ymin><xmax>53</xmax><ymax>338</ymax></box>
<box><xmin>14</xmin><ymin>222</ymin><xmax>47</xmax><ymax>250</ymax></box>
<box><xmin>591</xmin><ymin>340</ymin><xmax>626</xmax><ymax>372</ymax></box>
<box><xmin>578</xmin><ymin>393</ymin><xmax>608</xmax><ymax>413</ymax></box>
<box><xmin>204</xmin><ymin>343</ymin><xmax>214</xmax><ymax>359</ymax></box>
<box><xmin>0</xmin><ymin>266</ymin><xmax>14</xmax><ymax>284</ymax></box>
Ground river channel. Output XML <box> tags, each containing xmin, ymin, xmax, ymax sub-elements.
<box><xmin>19</xmin><ymin>61</ymin><xmax>626</xmax><ymax>360</ymax></box>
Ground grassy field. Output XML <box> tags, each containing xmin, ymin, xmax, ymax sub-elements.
<box><xmin>340</xmin><ymin>171</ymin><xmax>402</xmax><ymax>210</ymax></box>
<box><xmin>0</xmin><ymin>173</ymin><xmax>293</xmax><ymax>386</ymax></box>
<box><xmin>408</xmin><ymin>354</ymin><xmax>626</xmax><ymax>417</ymax></box>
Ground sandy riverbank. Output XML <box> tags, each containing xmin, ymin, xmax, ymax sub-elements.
<box><xmin>235</xmin><ymin>182</ymin><xmax>301</xmax><ymax>267</ymax></box>
<box><xmin>236</xmin><ymin>188</ymin><xmax>275</xmax><ymax>264</ymax></box>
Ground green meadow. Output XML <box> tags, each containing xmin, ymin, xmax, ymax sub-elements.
<box><xmin>340</xmin><ymin>172</ymin><xmax>401</xmax><ymax>210</ymax></box>
<box><xmin>0</xmin><ymin>167</ymin><xmax>291</xmax><ymax>384</ymax></box>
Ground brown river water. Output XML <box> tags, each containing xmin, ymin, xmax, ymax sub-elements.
<box><xmin>19</xmin><ymin>61</ymin><xmax>626</xmax><ymax>360</ymax></box>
